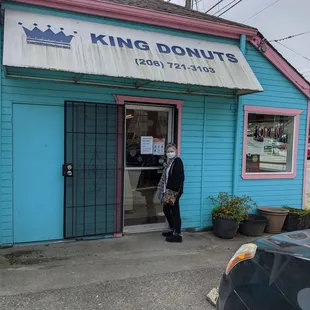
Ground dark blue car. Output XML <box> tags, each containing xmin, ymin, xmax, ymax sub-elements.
<box><xmin>217</xmin><ymin>230</ymin><xmax>310</xmax><ymax>310</ymax></box>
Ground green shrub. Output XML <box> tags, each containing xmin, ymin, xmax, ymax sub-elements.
<box><xmin>209</xmin><ymin>192</ymin><xmax>257</xmax><ymax>224</ymax></box>
<box><xmin>282</xmin><ymin>205</ymin><xmax>310</xmax><ymax>216</ymax></box>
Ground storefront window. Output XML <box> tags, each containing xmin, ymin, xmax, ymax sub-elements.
<box><xmin>242</xmin><ymin>106</ymin><xmax>302</xmax><ymax>179</ymax></box>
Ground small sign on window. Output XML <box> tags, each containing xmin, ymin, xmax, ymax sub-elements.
<box><xmin>141</xmin><ymin>136</ymin><xmax>153</xmax><ymax>154</ymax></box>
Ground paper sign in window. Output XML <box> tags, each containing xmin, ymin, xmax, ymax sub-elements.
<box><xmin>141</xmin><ymin>136</ymin><xmax>153</xmax><ymax>155</ymax></box>
<box><xmin>153</xmin><ymin>138</ymin><xmax>165</xmax><ymax>155</ymax></box>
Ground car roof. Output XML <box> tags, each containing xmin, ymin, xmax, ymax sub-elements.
<box><xmin>255</xmin><ymin>230</ymin><xmax>310</xmax><ymax>259</ymax></box>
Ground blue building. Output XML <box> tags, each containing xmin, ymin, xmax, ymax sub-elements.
<box><xmin>1</xmin><ymin>0</ymin><xmax>310</xmax><ymax>246</ymax></box>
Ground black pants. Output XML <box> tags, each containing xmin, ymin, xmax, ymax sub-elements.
<box><xmin>163</xmin><ymin>199</ymin><xmax>182</xmax><ymax>234</ymax></box>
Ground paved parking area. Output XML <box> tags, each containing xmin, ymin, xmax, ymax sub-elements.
<box><xmin>0</xmin><ymin>232</ymin><xmax>254</xmax><ymax>310</ymax></box>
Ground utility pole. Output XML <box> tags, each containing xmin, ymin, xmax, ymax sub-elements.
<box><xmin>185</xmin><ymin>0</ymin><xmax>193</xmax><ymax>9</ymax></box>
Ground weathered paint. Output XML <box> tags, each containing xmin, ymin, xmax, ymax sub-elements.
<box><xmin>0</xmin><ymin>4</ymin><xmax>309</xmax><ymax>246</ymax></box>
<box><xmin>233</xmin><ymin>43</ymin><xmax>308</xmax><ymax>211</ymax></box>
<box><xmin>3</xmin><ymin>9</ymin><xmax>263</xmax><ymax>93</ymax></box>
<box><xmin>4</xmin><ymin>0</ymin><xmax>258</xmax><ymax>40</ymax></box>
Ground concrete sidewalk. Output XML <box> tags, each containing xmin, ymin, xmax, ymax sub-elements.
<box><xmin>0</xmin><ymin>232</ymin><xmax>254</xmax><ymax>310</ymax></box>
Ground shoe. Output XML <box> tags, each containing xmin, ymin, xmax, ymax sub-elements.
<box><xmin>162</xmin><ymin>230</ymin><xmax>174</xmax><ymax>237</ymax></box>
<box><xmin>165</xmin><ymin>235</ymin><xmax>183</xmax><ymax>243</ymax></box>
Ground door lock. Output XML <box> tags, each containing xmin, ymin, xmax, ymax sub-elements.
<box><xmin>63</xmin><ymin>164</ymin><xmax>73</xmax><ymax>177</ymax></box>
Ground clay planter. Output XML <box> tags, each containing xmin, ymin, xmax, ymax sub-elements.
<box><xmin>239</xmin><ymin>214</ymin><xmax>267</xmax><ymax>237</ymax></box>
<box><xmin>212</xmin><ymin>217</ymin><xmax>239</xmax><ymax>239</ymax></box>
<box><xmin>284</xmin><ymin>212</ymin><xmax>310</xmax><ymax>231</ymax></box>
<box><xmin>258</xmin><ymin>207</ymin><xmax>289</xmax><ymax>234</ymax></box>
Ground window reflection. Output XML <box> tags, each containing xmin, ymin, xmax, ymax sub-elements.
<box><xmin>246</xmin><ymin>113</ymin><xmax>294</xmax><ymax>173</ymax></box>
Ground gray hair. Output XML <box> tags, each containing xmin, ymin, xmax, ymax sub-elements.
<box><xmin>166</xmin><ymin>142</ymin><xmax>177</xmax><ymax>151</ymax></box>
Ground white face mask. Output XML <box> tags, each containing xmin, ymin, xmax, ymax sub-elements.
<box><xmin>166</xmin><ymin>152</ymin><xmax>176</xmax><ymax>159</ymax></box>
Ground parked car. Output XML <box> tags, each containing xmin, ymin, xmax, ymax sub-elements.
<box><xmin>253</xmin><ymin>136</ymin><xmax>264</xmax><ymax>142</ymax></box>
<box><xmin>217</xmin><ymin>230</ymin><xmax>310</xmax><ymax>310</ymax></box>
<box><xmin>307</xmin><ymin>143</ymin><xmax>310</xmax><ymax>159</ymax></box>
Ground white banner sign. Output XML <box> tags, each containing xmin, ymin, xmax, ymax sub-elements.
<box><xmin>3</xmin><ymin>9</ymin><xmax>263</xmax><ymax>93</ymax></box>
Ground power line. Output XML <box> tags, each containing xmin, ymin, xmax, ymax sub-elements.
<box><xmin>275</xmin><ymin>42</ymin><xmax>310</xmax><ymax>62</ymax></box>
<box><xmin>213</xmin><ymin>0</ymin><xmax>238</xmax><ymax>16</ymax></box>
<box><xmin>205</xmin><ymin>0</ymin><xmax>225</xmax><ymax>13</ymax></box>
<box><xmin>218</xmin><ymin>0</ymin><xmax>242</xmax><ymax>17</ymax></box>
<box><xmin>270</xmin><ymin>30</ymin><xmax>310</xmax><ymax>43</ymax></box>
<box><xmin>243</xmin><ymin>0</ymin><xmax>283</xmax><ymax>23</ymax></box>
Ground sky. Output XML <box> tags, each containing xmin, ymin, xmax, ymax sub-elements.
<box><xmin>169</xmin><ymin>0</ymin><xmax>310</xmax><ymax>81</ymax></box>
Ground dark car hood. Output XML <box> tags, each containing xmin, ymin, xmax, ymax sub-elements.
<box><xmin>254</xmin><ymin>230</ymin><xmax>310</xmax><ymax>259</ymax></box>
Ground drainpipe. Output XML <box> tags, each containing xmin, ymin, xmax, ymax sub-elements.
<box><xmin>0</xmin><ymin>23</ymin><xmax>2</xmax><ymax>246</ymax></box>
<box><xmin>200</xmin><ymin>96</ymin><xmax>208</xmax><ymax>229</ymax></box>
<box><xmin>233</xmin><ymin>34</ymin><xmax>246</xmax><ymax>196</ymax></box>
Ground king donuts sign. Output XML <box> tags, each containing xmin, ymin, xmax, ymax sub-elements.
<box><xmin>3</xmin><ymin>9</ymin><xmax>263</xmax><ymax>93</ymax></box>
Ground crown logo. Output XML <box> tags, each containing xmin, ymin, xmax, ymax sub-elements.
<box><xmin>19</xmin><ymin>23</ymin><xmax>77</xmax><ymax>49</ymax></box>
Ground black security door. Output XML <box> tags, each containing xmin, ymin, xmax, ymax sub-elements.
<box><xmin>64</xmin><ymin>102</ymin><xmax>124</xmax><ymax>238</ymax></box>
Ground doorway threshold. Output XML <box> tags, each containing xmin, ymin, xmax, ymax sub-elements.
<box><xmin>124</xmin><ymin>223</ymin><xmax>166</xmax><ymax>234</ymax></box>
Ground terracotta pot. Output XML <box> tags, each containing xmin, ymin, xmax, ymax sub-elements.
<box><xmin>258</xmin><ymin>207</ymin><xmax>289</xmax><ymax>234</ymax></box>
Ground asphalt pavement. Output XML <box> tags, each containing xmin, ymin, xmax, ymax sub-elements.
<box><xmin>0</xmin><ymin>232</ymin><xmax>254</xmax><ymax>310</ymax></box>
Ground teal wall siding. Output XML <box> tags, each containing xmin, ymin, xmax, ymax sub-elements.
<box><xmin>202</xmin><ymin>96</ymin><xmax>237</xmax><ymax>227</ymax></box>
<box><xmin>235</xmin><ymin>44</ymin><xmax>308</xmax><ymax>209</ymax></box>
<box><xmin>0</xmin><ymin>71</ymin><xmax>215</xmax><ymax>244</ymax></box>
<box><xmin>0</xmin><ymin>3</ymin><xmax>239</xmax><ymax>245</ymax></box>
<box><xmin>0</xmin><ymin>3</ymin><xmax>308</xmax><ymax>245</ymax></box>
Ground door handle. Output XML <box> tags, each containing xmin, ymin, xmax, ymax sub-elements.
<box><xmin>63</xmin><ymin>164</ymin><xmax>73</xmax><ymax>177</ymax></box>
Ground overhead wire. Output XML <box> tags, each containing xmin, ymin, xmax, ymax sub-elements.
<box><xmin>270</xmin><ymin>30</ymin><xmax>310</xmax><ymax>42</ymax></box>
<box><xmin>243</xmin><ymin>0</ymin><xmax>283</xmax><ymax>22</ymax></box>
<box><xmin>212</xmin><ymin>0</ymin><xmax>238</xmax><ymax>16</ymax></box>
<box><xmin>218</xmin><ymin>0</ymin><xmax>242</xmax><ymax>17</ymax></box>
<box><xmin>275</xmin><ymin>42</ymin><xmax>310</xmax><ymax>62</ymax></box>
<box><xmin>205</xmin><ymin>0</ymin><xmax>225</xmax><ymax>13</ymax></box>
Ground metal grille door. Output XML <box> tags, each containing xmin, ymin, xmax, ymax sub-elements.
<box><xmin>64</xmin><ymin>102</ymin><xmax>124</xmax><ymax>238</ymax></box>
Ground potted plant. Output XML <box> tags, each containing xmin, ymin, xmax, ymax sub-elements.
<box><xmin>283</xmin><ymin>206</ymin><xmax>310</xmax><ymax>231</ymax></box>
<box><xmin>258</xmin><ymin>207</ymin><xmax>289</xmax><ymax>234</ymax></box>
<box><xmin>209</xmin><ymin>192</ymin><xmax>256</xmax><ymax>239</ymax></box>
<box><xmin>239</xmin><ymin>214</ymin><xmax>267</xmax><ymax>237</ymax></box>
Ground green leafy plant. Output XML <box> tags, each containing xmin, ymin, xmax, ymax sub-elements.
<box><xmin>209</xmin><ymin>192</ymin><xmax>257</xmax><ymax>224</ymax></box>
<box><xmin>282</xmin><ymin>205</ymin><xmax>310</xmax><ymax>216</ymax></box>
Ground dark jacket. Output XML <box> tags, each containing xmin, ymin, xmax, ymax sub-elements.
<box><xmin>166</xmin><ymin>157</ymin><xmax>185</xmax><ymax>195</ymax></box>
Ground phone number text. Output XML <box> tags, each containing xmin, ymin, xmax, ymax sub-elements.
<box><xmin>135</xmin><ymin>58</ymin><xmax>216</xmax><ymax>73</ymax></box>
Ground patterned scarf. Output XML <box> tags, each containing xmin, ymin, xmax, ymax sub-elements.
<box><xmin>157</xmin><ymin>157</ymin><xmax>175</xmax><ymax>203</ymax></box>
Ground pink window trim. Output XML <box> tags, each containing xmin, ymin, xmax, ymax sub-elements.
<box><xmin>114</xmin><ymin>95</ymin><xmax>184</xmax><ymax>155</ymax></box>
<box><xmin>242</xmin><ymin>105</ymin><xmax>303</xmax><ymax>180</ymax></box>
<box><xmin>302</xmin><ymin>100</ymin><xmax>310</xmax><ymax>209</ymax></box>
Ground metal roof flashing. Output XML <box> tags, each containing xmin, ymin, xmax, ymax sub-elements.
<box><xmin>3</xmin><ymin>0</ymin><xmax>310</xmax><ymax>99</ymax></box>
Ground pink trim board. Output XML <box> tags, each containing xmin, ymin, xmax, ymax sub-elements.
<box><xmin>302</xmin><ymin>100</ymin><xmax>310</xmax><ymax>209</ymax></box>
<box><xmin>8</xmin><ymin>0</ymin><xmax>257</xmax><ymax>40</ymax></box>
<box><xmin>6</xmin><ymin>1</ymin><xmax>310</xmax><ymax>100</ymax></box>
<box><xmin>250</xmin><ymin>36</ymin><xmax>310</xmax><ymax>100</ymax></box>
<box><xmin>113</xmin><ymin>95</ymin><xmax>184</xmax><ymax>234</ymax></box>
<box><xmin>242</xmin><ymin>105</ymin><xmax>303</xmax><ymax>180</ymax></box>
<box><xmin>114</xmin><ymin>95</ymin><xmax>184</xmax><ymax>155</ymax></box>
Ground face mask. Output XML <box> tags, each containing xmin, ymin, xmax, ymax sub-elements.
<box><xmin>166</xmin><ymin>152</ymin><xmax>176</xmax><ymax>159</ymax></box>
